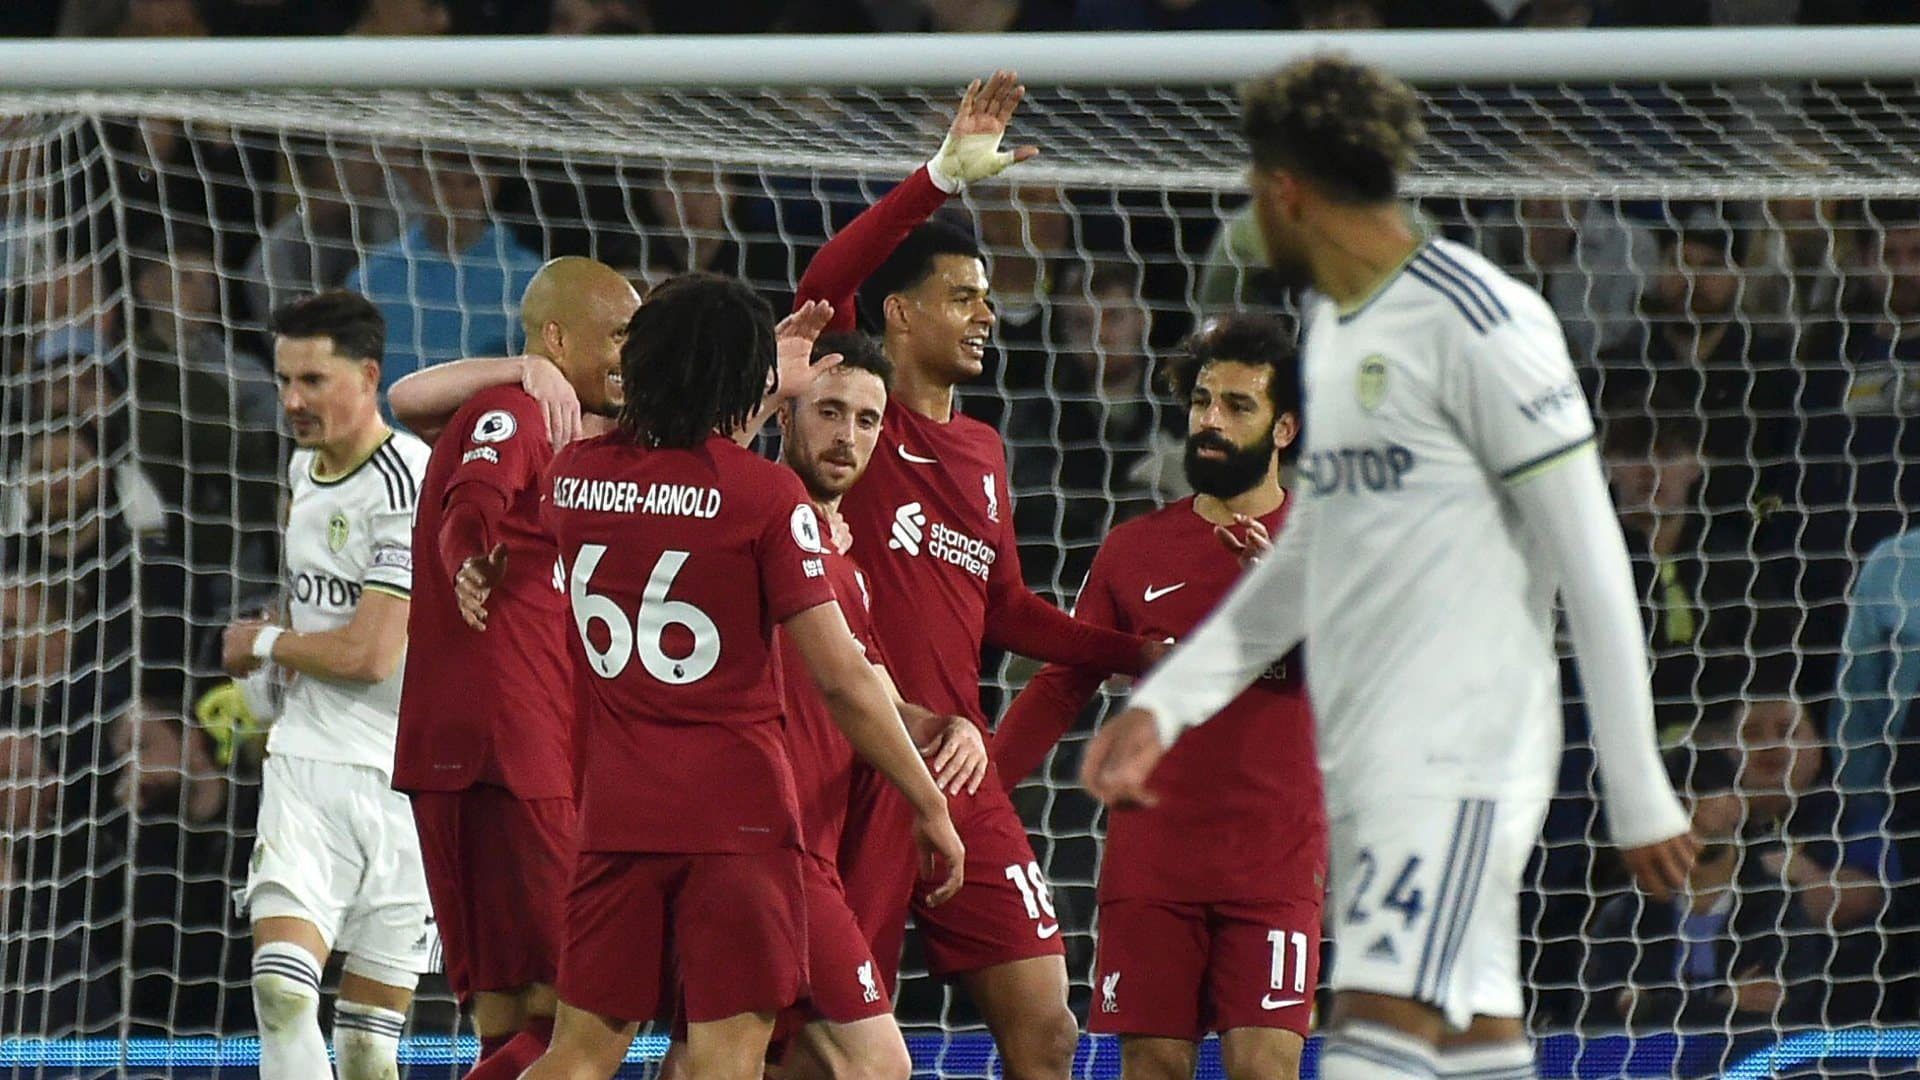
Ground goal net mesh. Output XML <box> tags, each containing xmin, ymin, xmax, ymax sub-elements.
<box><xmin>3</xmin><ymin>74</ymin><xmax>1919</xmax><ymax>1075</ymax></box>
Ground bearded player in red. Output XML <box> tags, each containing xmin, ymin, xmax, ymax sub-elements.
<box><xmin>391</xmin><ymin>257</ymin><xmax>638</xmax><ymax>1080</ymax></box>
<box><xmin>796</xmin><ymin>71</ymin><xmax>1163</xmax><ymax>1078</ymax></box>
<box><xmin>993</xmin><ymin>315</ymin><xmax>1326</xmax><ymax>1080</ymax></box>
<box><xmin>525</xmin><ymin>274</ymin><xmax>963</xmax><ymax>1080</ymax></box>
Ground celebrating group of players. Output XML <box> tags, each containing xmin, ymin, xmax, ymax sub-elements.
<box><xmin>216</xmin><ymin>50</ymin><xmax>1698</xmax><ymax>1080</ymax></box>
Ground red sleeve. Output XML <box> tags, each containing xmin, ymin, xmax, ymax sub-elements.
<box><xmin>991</xmin><ymin>555</ymin><xmax>1122</xmax><ymax>790</ymax></box>
<box><xmin>760</xmin><ymin>468</ymin><xmax>840</xmax><ymax>625</ymax></box>
<box><xmin>984</xmin><ymin>468</ymin><xmax>1148</xmax><ymax>676</ymax></box>
<box><xmin>794</xmin><ymin>166</ymin><xmax>952</xmax><ymax>332</ymax></box>
<box><xmin>437</xmin><ymin>484</ymin><xmax>509</xmax><ymax>579</ymax></box>
<box><xmin>444</xmin><ymin>390</ymin><xmax>547</xmax><ymax>503</ymax></box>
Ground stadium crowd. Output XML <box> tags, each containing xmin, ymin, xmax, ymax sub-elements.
<box><xmin>1</xmin><ymin>13</ymin><xmax>1919</xmax><ymax>1072</ymax></box>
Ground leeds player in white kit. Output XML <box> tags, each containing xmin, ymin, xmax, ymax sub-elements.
<box><xmin>221</xmin><ymin>291</ymin><xmax>432</xmax><ymax>1080</ymax></box>
<box><xmin>1084</xmin><ymin>58</ymin><xmax>1700</xmax><ymax>1080</ymax></box>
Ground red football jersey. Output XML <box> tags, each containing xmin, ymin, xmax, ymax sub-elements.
<box><xmin>775</xmin><ymin>546</ymin><xmax>885</xmax><ymax>864</ymax></box>
<box><xmin>541</xmin><ymin>433</ymin><xmax>837</xmax><ymax>854</ymax></box>
<box><xmin>838</xmin><ymin>400</ymin><xmax>1016</xmax><ymax>730</ymax></box>
<box><xmin>1059</xmin><ymin>497</ymin><xmax>1324</xmax><ymax>903</ymax></box>
<box><xmin>395</xmin><ymin>386</ymin><xmax>574</xmax><ymax>799</ymax></box>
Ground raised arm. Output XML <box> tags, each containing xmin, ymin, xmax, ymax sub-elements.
<box><xmin>794</xmin><ymin>69</ymin><xmax>1038</xmax><ymax>331</ymax></box>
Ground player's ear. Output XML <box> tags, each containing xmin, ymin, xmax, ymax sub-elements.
<box><xmin>361</xmin><ymin>359</ymin><xmax>382</xmax><ymax>393</ymax></box>
<box><xmin>1273</xmin><ymin>411</ymin><xmax>1299</xmax><ymax>453</ymax></box>
<box><xmin>541</xmin><ymin>319</ymin><xmax>565</xmax><ymax>358</ymax></box>
<box><xmin>883</xmin><ymin>292</ymin><xmax>911</xmax><ymax>337</ymax></box>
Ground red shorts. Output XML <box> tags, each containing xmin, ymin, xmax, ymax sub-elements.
<box><xmin>839</xmin><ymin>767</ymin><xmax>1064</xmax><ymax>991</ymax></box>
<box><xmin>558</xmin><ymin>848</ymin><xmax>806</xmax><ymax>1025</ymax></box>
<box><xmin>409</xmin><ymin>787</ymin><xmax>574</xmax><ymax>1000</ymax></box>
<box><xmin>798</xmin><ymin>854</ymin><xmax>891</xmax><ymax>1025</ymax></box>
<box><xmin>1091</xmin><ymin>896</ymin><xmax>1322</xmax><ymax>1040</ymax></box>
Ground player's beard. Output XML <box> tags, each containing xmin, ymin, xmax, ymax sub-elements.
<box><xmin>1184</xmin><ymin>430</ymin><xmax>1274</xmax><ymax>498</ymax></box>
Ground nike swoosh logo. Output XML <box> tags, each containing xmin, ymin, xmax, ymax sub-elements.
<box><xmin>1036</xmin><ymin>922</ymin><xmax>1061</xmax><ymax>939</ymax></box>
<box><xmin>1261</xmin><ymin>995</ymin><xmax>1305</xmax><ymax>1010</ymax></box>
<box><xmin>1143</xmin><ymin>583</ymin><xmax>1186</xmax><ymax>602</ymax></box>
<box><xmin>897</xmin><ymin>446</ymin><xmax>938</xmax><ymax>464</ymax></box>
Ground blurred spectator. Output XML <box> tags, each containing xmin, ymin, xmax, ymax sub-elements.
<box><xmin>635</xmin><ymin>168</ymin><xmax>788</xmax><ymax>298</ymax></box>
<box><xmin>1742</xmin><ymin>192</ymin><xmax>1855</xmax><ymax>328</ymax></box>
<box><xmin>1586</xmin><ymin>746</ymin><xmax>1827</xmax><ymax>1031</ymax></box>
<box><xmin>129</xmin><ymin>227</ymin><xmax>277</xmax><ymax>429</ymax></box>
<box><xmin>1075</xmin><ymin>0</ymin><xmax>1285</xmax><ymax>29</ymax></box>
<box><xmin>966</xmin><ymin>182</ymin><xmax>1072</xmax><ymax>428</ymax></box>
<box><xmin>349</xmin><ymin>0</ymin><xmax>451</xmax><ymax>35</ymax></box>
<box><xmin>116</xmin><ymin>0</ymin><xmax>208</xmax><ymax>35</ymax></box>
<box><xmin>346</xmin><ymin>151</ymin><xmax>543</xmax><ymax>396</ymax></box>
<box><xmin>550</xmin><ymin>0</ymin><xmax>651</xmax><ymax>32</ymax></box>
<box><xmin>1829</xmin><ymin>524</ymin><xmax>1920</xmax><ymax>908</ymax></box>
<box><xmin>1485</xmin><ymin>193</ymin><xmax>1656</xmax><ymax>367</ymax></box>
<box><xmin>1725</xmin><ymin>690</ymin><xmax>1894</xmax><ymax>1022</ymax></box>
<box><xmin>1597</xmin><ymin>214</ymin><xmax>1798</xmax><ymax>514</ymax></box>
<box><xmin>1295</xmin><ymin>0</ymin><xmax>1385</xmax><ymax>28</ymax></box>
<box><xmin>241</xmin><ymin>143</ymin><xmax>408</xmax><ymax>324</ymax></box>
<box><xmin>24</xmin><ymin>261</ymin><xmax>120</xmax><ymax>383</ymax></box>
<box><xmin>16</xmin><ymin>426</ymin><xmax>135</xmax><ymax>608</ymax></box>
<box><xmin>1009</xmin><ymin>263</ymin><xmax>1157</xmax><ymax>592</ymax></box>
<box><xmin>111</xmin><ymin>118</ymin><xmax>271</xmax><ymax>267</ymax></box>
<box><xmin>1602</xmin><ymin>404</ymin><xmax>1798</xmax><ymax>740</ymax></box>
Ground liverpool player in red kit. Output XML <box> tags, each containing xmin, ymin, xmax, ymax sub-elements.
<box><xmin>796</xmin><ymin>71</ymin><xmax>1161</xmax><ymax>1078</ymax></box>
<box><xmin>391</xmin><ymin>257</ymin><xmax>638</xmax><ymax>1080</ymax></box>
<box><xmin>525</xmin><ymin>275</ymin><xmax>964</xmax><ymax>1080</ymax></box>
<box><xmin>772</xmin><ymin>332</ymin><xmax>990</xmax><ymax>1080</ymax></box>
<box><xmin>993</xmin><ymin>316</ymin><xmax>1326</xmax><ymax>1080</ymax></box>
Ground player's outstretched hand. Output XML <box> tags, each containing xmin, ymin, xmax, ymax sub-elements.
<box><xmin>914</xmin><ymin>808</ymin><xmax>966</xmax><ymax>907</ymax></box>
<box><xmin>1214</xmin><ymin>514</ymin><xmax>1272</xmax><ymax>570</ymax></box>
<box><xmin>930</xmin><ymin>69</ymin><xmax>1040</xmax><ymax>190</ymax></box>
<box><xmin>1081</xmin><ymin>707</ymin><xmax>1167</xmax><ymax>809</ymax></box>
<box><xmin>520</xmin><ymin>356</ymin><xmax>582</xmax><ymax>451</ymax></box>
<box><xmin>926</xmin><ymin>716</ymin><xmax>989</xmax><ymax>796</ymax></box>
<box><xmin>1620</xmin><ymin>830</ymin><xmax>1701</xmax><ymax>901</ymax></box>
<box><xmin>771</xmin><ymin>300</ymin><xmax>843</xmax><ymax>403</ymax></box>
<box><xmin>220</xmin><ymin>620</ymin><xmax>270</xmax><ymax>677</ymax></box>
<box><xmin>456</xmin><ymin>543</ymin><xmax>510</xmax><ymax>632</ymax></box>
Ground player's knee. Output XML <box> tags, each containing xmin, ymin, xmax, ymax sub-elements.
<box><xmin>251</xmin><ymin>969</ymin><xmax>319</xmax><ymax>1032</ymax></box>
<box><xmin>998</xmin><ymin>1003</ymin><xmax>1079</xmax><ymax>1080</ymax></box>
<box><xmin>332</xmin><ymin>1024</ymin><xmax>398</xmax><ymax>1080</ymax></box>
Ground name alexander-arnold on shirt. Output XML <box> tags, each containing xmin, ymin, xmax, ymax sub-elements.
<box><xmin>551</xmin><ymin>476</ymin><xmax>722</xmax><ymax>518</ymax></box>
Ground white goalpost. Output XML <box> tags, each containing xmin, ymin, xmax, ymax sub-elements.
<box><xmin>1</xmin><ymin>28</ymin><xmax>1918</xmax><ymax>1078</ymax></box>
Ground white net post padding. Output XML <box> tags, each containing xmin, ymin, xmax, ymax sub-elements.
<box><xmin>0</xmin><ymin>30</ymin><xmax>1918</xmax><ymax>1076</ymax></box>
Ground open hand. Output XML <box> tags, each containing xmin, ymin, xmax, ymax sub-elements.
<box><xmin>1214</xmin><ymin>514</ymin><xmax>1272</xmax><ymax>569</ymax></box>
<box><xmin>520</xmin><ymin>356</ymin><xmax>582</xmax><ymax>451</ymax></box>
<box><xmin>771</xmin><ymin>300</ymin><xmax>842</xmax><ymax>403</ymax></box>
<box><xmin>931</xmin><ymin>70</ymin><xmax>1041</xmax><ymax>189</ymax></box>
<box><xmin>925</xmin><ymin>716</ymin><xmax>989</xmax><ymax>796</ymax></box>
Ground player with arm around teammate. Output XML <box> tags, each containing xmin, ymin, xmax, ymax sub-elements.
<box><xmin>994</xmin><ymin>314</ymin><xmax>1322</xmax><ymax>1080</ymax></box>
<box><xmin>221</xmin><ymin>291</ymin><xmax>432</xmax><ymax>1080</ymax></box>
<box><xmin>1082</xmin><ymin>56</ymin><xmax>1699</xmax><ymax>1080</ymax></box>
<box><xmin>391</xmin><ymin>257</ymin><xmax>639</xmax><ymax>1080</ymax></box>
<box><xmin>521</xmin><ymin>274</ymin><xmax>964</xmax><ymax>1080</ymax></box>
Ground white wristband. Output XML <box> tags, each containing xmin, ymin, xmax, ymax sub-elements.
<box><xmin>925</xmin><ymin>154</ymin><xmax>962</xmax><ymax>194</ymax></box>
<box><xmin>252</xmin><ymin>626</ymin><xmax>284</xmax><ymax>663</ymax></box>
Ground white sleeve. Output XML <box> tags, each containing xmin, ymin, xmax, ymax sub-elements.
<box><xmin>362</xmin><ymin>503</ymin><xmax>416</xmax><ymax>597</ymax></box>
<box><xmin>1130</xmin><ymin>492</ymin><xmax>1314</xmax><ymax>746</ymax></box>
<box><xmin>1509</xmin><ymin>447</ymin><xmax>1689</xmax><ymax>848</ymax></box>
<box><xmin>1448</xmin><ymin>296</ymin><xmax>1596</xmax><ymax>484</ymax></box>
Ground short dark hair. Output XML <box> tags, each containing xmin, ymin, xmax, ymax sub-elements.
<box><xmin>1241</xmin><ymin>53</ymin><xmax>1424</xmax><ymax>205</ymax></box>
<box><xmin>1599</xmin><ymin>383</ymin><xmax>1702</xmax><ymax>461</ymax></box>
<box><xmin>1664</xmin><ymin>744</ymin><xmax>1738</xmax><ymax>801</ymax></box>
<box><xmin>617</xmin><ymin>273</ymin><xmax>776</xmax><ymax>449</ymax></box>
<box><xmin>856</xmin><ymin>220</ymin><xmax>982</xmax><ymax>335</ymax></box>
<box><xmin>812</xmin><ymin>331</ymin><xmax>893</xmax><ymax>390</ymax></box>
<box><xmin>1165</xmin><ymin>313</ymin><xmax>1303</xmax><ymax>461</ymax></box>
<box><xmin>269</xmin><ymin>290</ymin><xmax>386</xmax><ymax>365</ymax></box>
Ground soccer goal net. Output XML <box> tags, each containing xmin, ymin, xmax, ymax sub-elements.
<box><xmin>2</xmin><ymin>27</ymin><xmax>1919</xmax><ymax>1078</ymax></box>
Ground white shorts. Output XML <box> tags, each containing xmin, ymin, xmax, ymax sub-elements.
<box><xmin>1326</xmin><ymin>796</ymin><xmax>1547</xmax><ymax>1030</ymax></box>
<box><xmin>245</xmin><ymin>754</ymin><xmax>433</xmax><ymax>982</ymax></box>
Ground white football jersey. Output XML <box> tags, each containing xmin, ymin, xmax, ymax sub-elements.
<box><xmin>269</xmin><ymin>430</ymin><xmax>428</xmax><ymax>777</ymax></box>
<box><xmin>1293</xmin><ymin>237</ymin><xmax>1593</xmax><ymax>812</ymax></box>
